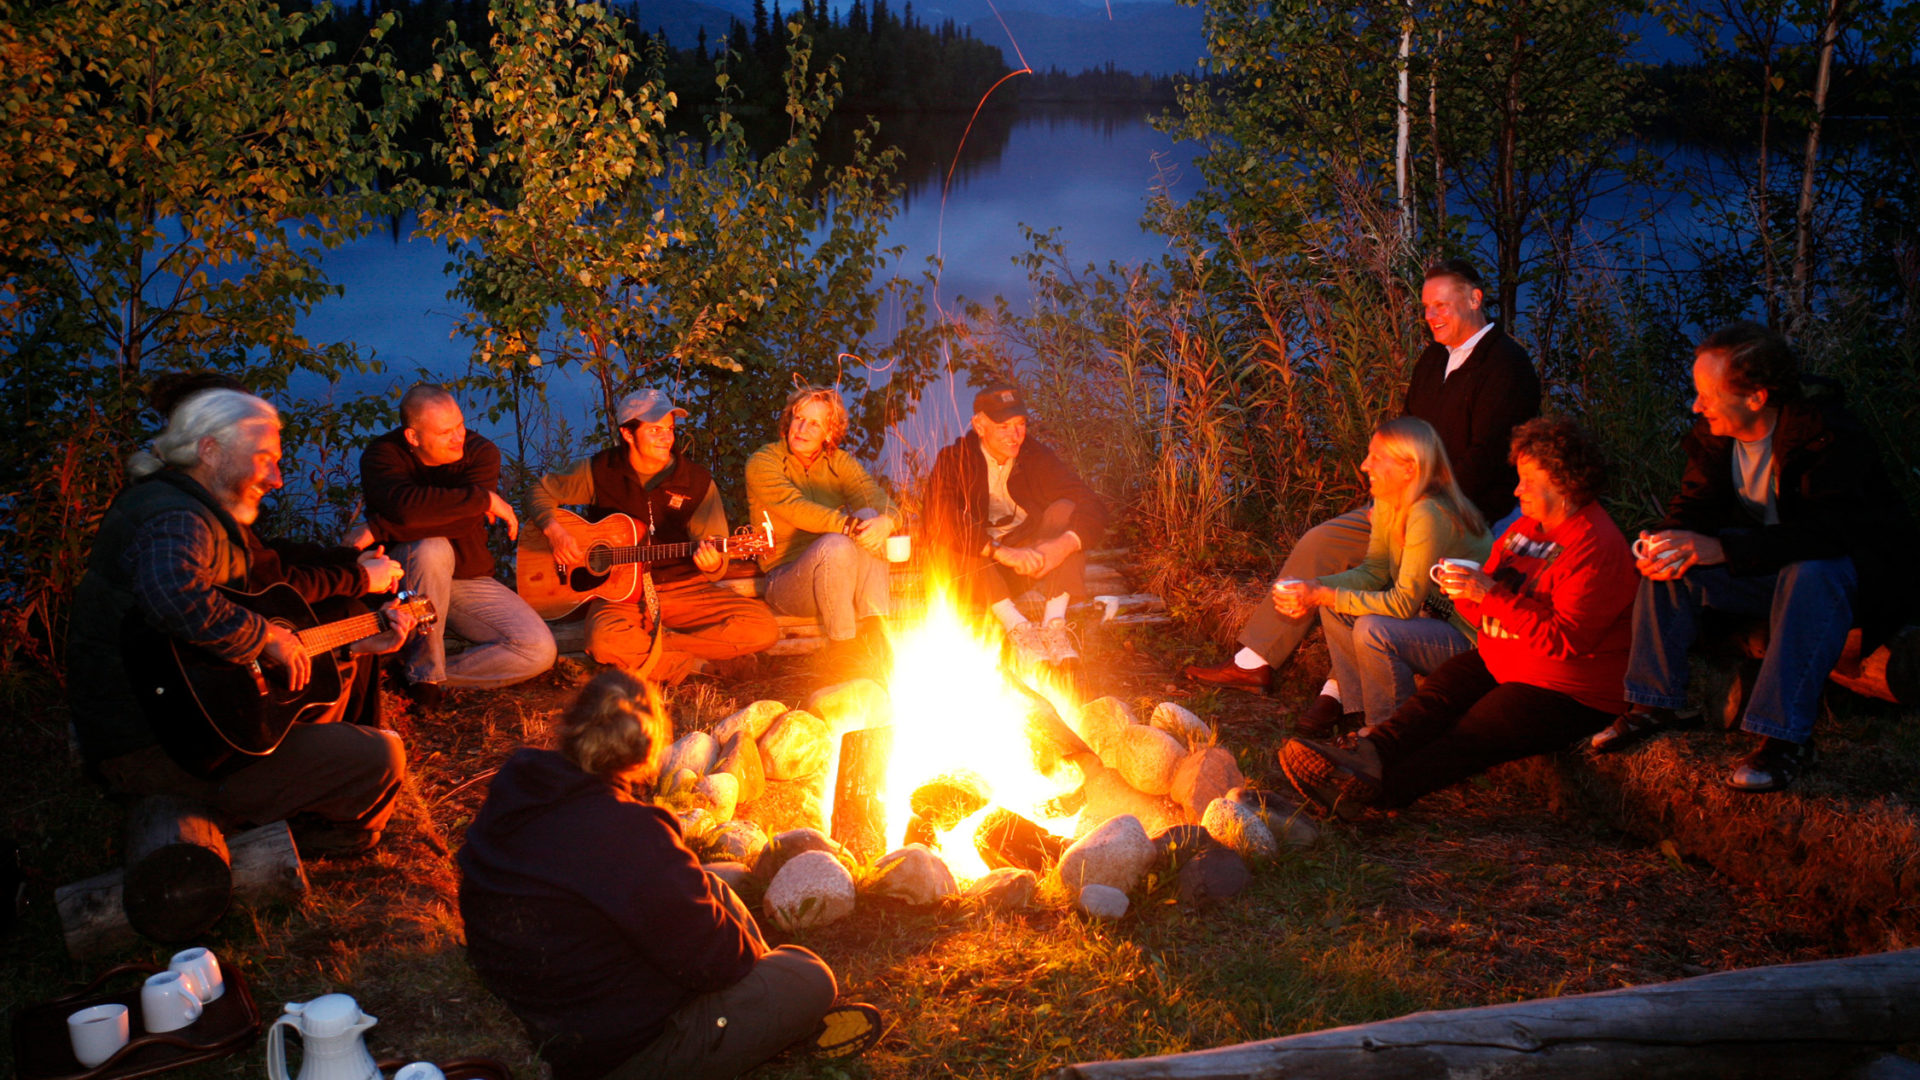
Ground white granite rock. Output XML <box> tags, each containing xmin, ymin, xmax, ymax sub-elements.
<box><xmin>1072</xmin><ymin>696</ymin><xmax>1137</xmax><ymax>761</ymax></box>
<box><xmin>1115</xmin><ymin>724</ymin><xmax>1185</xmax><ymax>796</ymax></box>
<box><xmin>1201</xmin><ymin>796</ymin><xmax>1278</xmax><ymax>862</ymax></box>
<box><xmin>1171</xmin><ymin>747</ymin><xmax>1247</xmax><ymax>822</ymax></box>
<box><xmin>754</xmin><ymin>827</ymin><xmax>848</xmax><ymax>881</ymax></box>
<box><xmin>1231</xmin><ymin>787</ymin><xmax>1320</xmax><ymax>848</ymax></box>
<box><xmin>1149</xmin><ymin>702</ymin><xmax>1213</xmax><ymax>750</ymax></box>
<box><xmin>676</xmin><ymin>807</ymin><xmax>717</xmax><ymax>844</ymax></box>
<box><xmin>662</xmin><ymin>731</ymin><xmax>719</xmax><ymax>780</ymax></box>
<box><xmin>806</xmin><ymin>679</ymin><xmax>892</xmax><ymax>734</ymax></box>
<box><xmin>1057</xmin><ymin>814</ymin><xmax>1155</xmax><ymax>894</ymax></box>
<box><xmin>710</xmin><ymin>819</ymin><xmax>768</xmax><ymax>864</ymax></box>
<box><xmin>1077</xmin><ymin>883</ymin><xmax>1130</xmax><ymax>920</ymax></box>
<box><xmin>711</xmin><ymin>700</ymin><xmax>789</xmax><ymax>745</ymax></box>
<box><xmin>759</xmin><ymin>709</ymin><xmax>831</xmax><ymax>781</ymax></box>
<box><xmin>868</xmin><ymin>844</ymin><xmax>959</xmax><ymax>905</ymax></box>
<box><xmin>692</xmin><ymin>772</ymin><xmax>739</xmax><ymax>824</ymax></box>
<box><xmin>964</xmin><ymin>867</ymin><xmax>1038</xmax><ymax>910</ymax></box>
<box><xmin>658</xmin><ymin>767</ymin><xmax>701</xmax><ymax>799</ymax></box>
<box><xmin>702</xmin><ymin>861</ymin><xmax>754</xmax><ymax>895</ymax></box>
<box><xmin>764</xmin><ymin>850</ymin><xmax>857</xmax><ymax>930</ymax></box>
<box><xmin>1078</xmin><ymin>764</ymin><xmax>1186</xmax><ymax>836</ymax></box>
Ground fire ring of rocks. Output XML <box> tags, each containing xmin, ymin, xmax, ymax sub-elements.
<box><xmin>656</xmin><ymin>674</ymin><xmax>1323</xmax><ymax>928</ymax></box>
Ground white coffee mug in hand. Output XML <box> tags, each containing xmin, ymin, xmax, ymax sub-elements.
<box><xmin>394</xmin><ymin>1062</ymin><xmax>446</xmax><ymax>1080</ymax></box>
<box><xmin>141</xmin><ymin>969</ymin><xmax>204</xmax><ymax>1033</ymax></box>
<box><xmin>886</xmin><ymin>534</ymin><xmax>911</xmax><ymax>563</ymax></box>
<box><xmin>68</xmin><ymin>1003</ymin><xmax>130</xmax><ymax>1068</ymax></box>
<box><xmin>170</xmin><ymin>946</ymin><xmax>225</xmax><ymax>1003</ymax></box>
<box><xmin>1428</xmin><ymin>558</ymin><xmax>1482</xmax><ymax>585</ymax></box>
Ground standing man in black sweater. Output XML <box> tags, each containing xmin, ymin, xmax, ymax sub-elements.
<box><xmin>356</xmin><ymin>384</ymin><xmax>555</xmax><ymax>705</ymax></box>
<box><xmin>1186</xmin><ymin>259</ymin><xmax>1541</xmax><ymax>703</ymax></box>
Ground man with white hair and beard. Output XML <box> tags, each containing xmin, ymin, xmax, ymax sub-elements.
<box><xmin>67</xmin><ymin>387</ymin><xmax>416</xmax><ymax>856</ymax></box>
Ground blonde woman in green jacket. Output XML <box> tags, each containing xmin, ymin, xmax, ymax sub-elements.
<box><xmin>1274</xmin><ymin>416</ymin><xmax>1492</xmax><ymax>736</ymax></box>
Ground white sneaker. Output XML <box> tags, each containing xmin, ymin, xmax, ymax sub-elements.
<box><xmin>1007</xmin><ymin>622</ymin><xmax>1049</xmax><ymax>668</ymax></box>
<box><xmin>1041</xmin><ymin>618</ymin><xmax>1079</xmax><ymax>665</ymax></box>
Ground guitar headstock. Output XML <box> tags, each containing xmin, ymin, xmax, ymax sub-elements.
<box><xmin>395</xmin><ymin>590</ymin><xmax>440</xmax><ymax>628</ymax></box>
<box><xmin>726</xmin><ymin>524</ymin><xmax>774</xmax><ymax>558</ymax></box>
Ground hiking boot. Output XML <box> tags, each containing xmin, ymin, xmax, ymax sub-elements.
<box><xmin>1276</xmin><ymin>736</ymin><xmax>1383</xmax><ymax>821</ymax></box>
<box><xmin>1041</xmin><ymin>619</ymin><xmax>1080</xmax><ymax>665</ymax></box>
<box><xmin>804</xmin><ymin>1002</ymin><xmax>884</xmax><ymax>1059</ymax></box>
<box><xmin>1589</xmin><ymin>704</ymin><xmax>1692</xmax><ymax>753</ymax></box>
<box><xmin>1725</xmin><ymin>736</ymin><xmax>1814</xmax><ymax>792</ymax></box>
<box><xmin>1007</xmin><ymin>622</ymin><xmax>1049</xmax><ymax>669</ymax></box>
<box><xmin>1183</xmin><ymin>658</ymin><xmax>1272</xmax><ymax>694</ymax></box>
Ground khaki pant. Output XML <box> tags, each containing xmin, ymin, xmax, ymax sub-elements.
<box><xmin>587</xmin><ymin>579</ymin><xmax>779</xmax><ymax>683</ymax></box>
<box><xmin>1238</xmin><ymin>507</ymin><xmax>1372</xmax><ymax>667</ymax></box>
<box><xmin>602</xmin><ymin>875</ymin><xmax>837</xmax><ymax>1080</ymax></box>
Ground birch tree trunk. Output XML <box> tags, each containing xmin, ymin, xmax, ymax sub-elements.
<box><xmin>1791</xmin><ymin>0</ymin><xmax>1843</xmax><ymax>334</ymax></box>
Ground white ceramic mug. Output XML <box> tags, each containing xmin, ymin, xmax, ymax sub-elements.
<box><xmin>170</xmin><ymin>946</ymin><xmax>225</xmax><ymax>1003</ymax></box>
<box><xmin>1631</xmin><ymin>536</ymin><xmax>1664</xmax><ymax>560</ymax></box>
<box><xmin>140</xmin><ymin>969</ymin><xmax>204</xmax><ymax>1033</ymax></box>
<box><xmin>1428</xmin><ymin>558</ymin><xmax>1483</xmax><ymax>585</ymax></box>
<box><xmin>394</xmin><ymin>1063</ymin><xmax>446</xmax><ymax>1080</ymax></box>
<box><xmin>68</xmin><ymin>1003</ymin><xmax>130</xmax><ymax>1068</ymax></box>
<box><xmin>885</xmin><ymin>534</ymin><xmax>911</xmax><ymax>563</ymax></box>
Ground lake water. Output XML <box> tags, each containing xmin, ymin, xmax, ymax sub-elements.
<box><xmin>293</xmin><ymin>103</ymin><xmax>1200</xmax><ymax>474</ymax></box>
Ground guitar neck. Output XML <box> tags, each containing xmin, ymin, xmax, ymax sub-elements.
<box><xmin>606</xmin><ymin>536</ymin><xmax>749</xmax><ymax>566</ymax></box>
<box><xmin>295</xmin><ymin>611</ymin><xmax>386</xmax><ymax>655</ymax></box>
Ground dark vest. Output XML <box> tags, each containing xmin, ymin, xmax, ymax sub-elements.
<box><xmin>66</xmin><ymin>472</ymin><xmax>251</xmax><ymax>763</ymax></box>
<box><xmin>586</xmin><ymin>449</ymin><xmax>713</xmax><ymax>586</ymax></box>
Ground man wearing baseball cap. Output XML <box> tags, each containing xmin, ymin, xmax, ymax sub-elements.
<box><xmin>923</xmin><ymin>382</ymin><xmax>1108</xmax><ymax>666</ymax></box>
<box><xmin>528</xmin><ymin>389</ymin><xmax>778</xmax><ymax>683</ymax></box>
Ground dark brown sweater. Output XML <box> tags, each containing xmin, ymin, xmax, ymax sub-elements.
<box><xmin>1403</xmin><ymin>324</ymin><xmax>1541</xmax><ymax>523</ymax></box>
<box><xmin>360</xmin><ymin>428</ymin><xmax>499</xmax><ymax>580</ymax></box>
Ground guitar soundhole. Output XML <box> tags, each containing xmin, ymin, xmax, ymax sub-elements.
<box><xmin>587</xmin><ymin>545</ymin><xmax>615</xmax><ymax>575</ymax></box>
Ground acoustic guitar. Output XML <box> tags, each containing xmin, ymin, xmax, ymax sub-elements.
<box><xmin>515</xmin><ymin>507</ymin><xmax>774</xmax><ymax>619</ymax></box>
<box><xmin>124</xmin><ymin>585</ymin><xmax>436</xmax><ymax>779</ymax></box>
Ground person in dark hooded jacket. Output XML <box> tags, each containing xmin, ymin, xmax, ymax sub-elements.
<box><xmin>457</xmin><ymin>671</ymin><xmax>879</xmax><ymax>1080</ymax></box>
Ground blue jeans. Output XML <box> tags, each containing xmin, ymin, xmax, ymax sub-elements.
<box><xmin>764</xmin><ymin>516</ymin><xmax>891</xmax><ymax>642</ymax></box>
<box><xmin>391</xmin><ymin>538</ymin><xmax>556</xmax><ymax>688</ymax></box>
<box><xmin>1321</xmin><ymin>609</ymin><xmax>1474</xmax><ymax>724</ymax></box>
<box><xmin>1623</xmin><ymin>557</ymin><xmax>1857</xmax><ymax>744</ymax></box>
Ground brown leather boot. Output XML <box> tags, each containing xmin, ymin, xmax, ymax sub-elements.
<box><xmin>1183</xmin><ymin>657</ymin><xmax>1272</xmax><ymax>694</ymax></box>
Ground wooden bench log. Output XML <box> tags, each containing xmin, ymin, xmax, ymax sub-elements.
<box><xmin>55</xmin><ymin>819</ymin><xmax>306</xmax><ymax>960</ymax></box>
<box><xmin>1059</xmin><ymin>948</ymin><xmax>1920</xmax><ymax>1079</ymax></box>
<box><xmin>122</xmin><ymin>795</ymin><xmax>230</xmax><ymax>943</ymax></box>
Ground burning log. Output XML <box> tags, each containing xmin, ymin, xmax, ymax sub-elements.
<box><xmin>975</xmin><ymin>808</ymin><xmax>1067</xmax><ymax>873</ymax></box>
<box><xmin>830</xmin><ymin>725</ymin><xmax>895</xmax><ymax>863</ymax></box>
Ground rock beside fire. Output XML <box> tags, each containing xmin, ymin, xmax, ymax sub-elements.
<box><xmin>760</xmin><ymin>709</ymin><xmax>831</xmax><ymax>781</ymax></box>
<box><xmin>964</xmin><ymin>867</ymin><xmax>1037</xmax><ymax>911</ymax></box>
<box><xmin>713</xmin><ymin>700</ymin><xmax>788</xmax><ymax>745</ymax></box>
<box><xmin>1116</xmin><ymin>724</ymin><xmax>1185</xmax><ymax>796</ymax></box>
<box><xmin>662</xmin><ymin>731</ymin><xmax>719</xmax><ymax>782</ymax></box>
<box><xmin>1058</xmin><ymin>814</ymin><xmax>1155</xmax><ymax>894</ymax></box>
<box><xmin>869</xmin><ymin>845</ymin><xmax>958</xmax><ymax>905</ymax></box>
<box><xmin>1176</xmin><ymin>848</ymin><xmax>1250</xmax><ymax>910</ymax></box>
<box><xmin>1230</xmin><ymin>787</ymin><xmax>1320</xmax><ymax>848</ymax></box>
<box><xmin>703</xmin><ymin>861</ymin><xmax>754</xmax><ymax>894</ymax></box>
<box><xmin>1073</xmin><ymin>696</ymin><xmax>1138</xmax><ymax>760</ymax></box>
<box><xmin>764</xmin><ymin>850</ymin><xmax>857</xmax><ymax>930</ymax></box>
<box><xmin>754</xmin><ymin>827</ymin><xmax>852</xmax><ymax>883</ymax></box>
<box><xmin>807</xmin><ymin>679</ymin><xmax>891</xmax><ymax>733</ymax></box>
<box><xmin>1078</xmin><ymin>761</ymin><xmax>1186</xmax><ymax>836</ymax></box>
<box><xmin>1171</xmin><ymin>747</ymin><xmax>1246</xmax><ymax>822</ymax></box>
<box><xmin>710</xmin><ymin>820</ymin><xmax>768</xmax><ymax>864</ymax></box>
<box><xmin>1150</xmin><ymin>824</ymin><xmax>1219</xmax><ymax>875</ymax></box>
<box><xmin>911</xmin><ymin>772</ymin><xmax>991</xmax><ymax>832</ymax></box>
<box><xmin>677</xmin><ymin>808</ymin><xmax>718</xmax><ymax>844</ymax></box>
<box><xmin>1201</xmin><ymin>796</ymin><xmax>1278</xmax><ymax>862</ymax></box>
<box><xmin>1150</xmin><ymin>702</ymin><xmax>1212</xmax><ymax>750</ymax></box>
<box><xmin>693</xmin><ymin>772</ymin><xmax>739</xmax><ymax>824</ymax></box>
<box><xmin>1077</xmin><ymin>883</ymin><xmax>1130</xmax><ymax>920</ymax></box>
<box><xmin>715</xmin><ymin>732</ymin><xmax>766</xmax><ymax>805</ymax></box>
<box><xmin>975</xmin><ymin>808</ymin><xmax>1068</xmax><ymax>873</ymax></box>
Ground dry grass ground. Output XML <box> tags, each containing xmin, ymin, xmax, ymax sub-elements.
<box><xmin>4</xmin><ymin>591</ymin><xmax>1915</xmax><ymax>1079</ymax></box>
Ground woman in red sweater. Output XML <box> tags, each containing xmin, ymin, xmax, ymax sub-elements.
<box><xmin>1278</xmin><ymin>417</ymin><xmax>1637</xmax><ymax>818</ymax></box>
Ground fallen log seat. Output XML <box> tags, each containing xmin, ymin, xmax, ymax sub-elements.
<box><xmin>1705</xmin><ymin>618</ymin><xmax>1918</xmax><ymax>707</ymax></box>
<box><xmin>55</xmin><ymin>803</ymin><xmax>306</xmax><ymax>960</ymax></box>
<box><xmin>1060</xmin><ymin>947</ymin><xmax>1920</xmax><ymax>1079</ymax></box>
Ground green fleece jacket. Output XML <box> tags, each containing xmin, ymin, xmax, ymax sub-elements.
<box><xmin>744</xmin><ymin>442</ymin><xmax>896</xmax><ymax>572</ymax></box>
<box><xmin>1318</xmin><ymin>495</ymin><xmax>1492</xmax><ymax>639</ymax></box>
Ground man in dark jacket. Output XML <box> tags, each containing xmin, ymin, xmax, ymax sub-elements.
<box><xmin>356</xmin><ymin>384</ymin><xmax>555</xmax><ymax>705</ymax></box>
<box><xmin>1186</xmin><ymin>259</ymin><xmax>1542</xmax><ymax>698</ymax></box>
<box><xmin>923</xmin><ymin>383</ymin><xmax>1109</xmax><ymax>667</ymax></box>
<box><xmin>1592</xmin><ymin>322</ymin><xmax>1916</xmax><ymax>791</ymax></box>
<box><xmin>68</xmin><ymin>388</ymin><xmax>413</xmax><ymax>856</ymax></box>
<box><xmin>459</xmin><ymin>671</ymin><xmax>879</xmax><ymax>1080</ymax></box>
